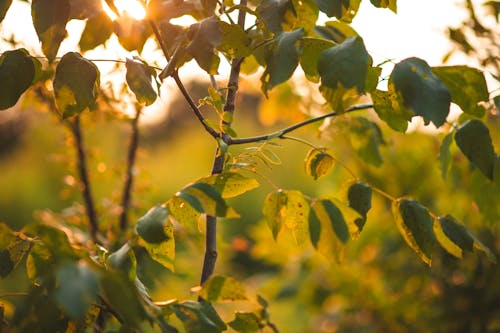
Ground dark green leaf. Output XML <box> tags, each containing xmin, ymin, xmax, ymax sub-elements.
<box><xmin>392</xmin><ymin>199</ymin><xmax>436</xmax><ymax>266</ymax></box>
<box><xmin>369</xmin><ymin>0</ymin><xmax>397</xmax><ymax>12</ymax></box>
<box><xmin>314</xmin><ymin>20</ymin><xmax>359</xmax><ymax>43</ymax></box>
<box><xmin>31</xmin><ymin>0</ymin><xmax>70</xmax><ymax>62</ymax></box>
<box><xmin>199</xmin><ymin>275</ymin><xmax>247</xmax><ymax>302</ymax></box>
<box><xmin>300</xmin><ymin>37</ymin><xmax>336</xmax><ymax>82</ymax></box>
<box><xmin>315</xmin><ymin>0</ymin><xmax>360</xmax><ymax>22</ymax></box>
<box><xmin>199</xmin><ymin>172</ymin><xmax>259</xmax><ymax>198</ymax></box>
<box><xmin>177</xmin><ymin>182</ymin><xmax>238</xmax><ymax>218</ymax></box>
<box><xmin>136</xmin><ymin>205</ymin><xmax>169</xmax><ymax>244</ymax></box>
<box><xmin>172</xmin><ymin>301</ymin><xmax>226</xmax><ymax>333</ymax></box>
<box><xmin>391</xmin><ymin>57</ymin><xmax>451</xmax><ymax>127</ymax></box>
<box><xmin>349</xmin><ymin>117</ymin><xmax>385</xmax><ymax>166</ymax></box>
<box><xmin>347</xmin><ymin>181</ymin><xmax>372</xmax><ymax>230</ymax></box>
<box><xmin>308</xmin><ymin>207</ymin><xmax>321</xmax><ymax>248</ymax></box>
<box><xmin>229</xmin><ymin>312</ymin><xmax>261</xmax><ymax>333</ymax></box>
<box><xmin>79</xmin><ymin>11</ymin><xmax>113</xmax><ymax>52</ymax></box>
<box><xmin>0</xmin><ymin>0</ymin><xmax>12</xmax><ymax>22</ymax></box>
<box><xmin>0</xmin><ymin>250</ymin><xmax>13</xmax><ymax>278</ymax></box>
<box><xmin>55</xmin><ymin>261</ymin><xmax>99</xmax><ymax>320</ymax></box>
<box><xmin>125</xmin><ymin>59</ymin><xmax>157</xmax><ymax>105</ymax></box>
<box><xmin>23</xmin><ymin>223</ymin><xmax>76</xmax><ymax>261</ymax></box>
<box><xmin>114</xmin><ymin>14</ymin><xmax>152</xmax><ymax>53</ymax></box>
<box><xmin>371</xmin><ymin>87</ymin><xmax>412</xmax><ymax>132</ymax></box>
<box><xmin>143</xmin><ymin>222</ymin><xmax>175</xmax><ymax>271</ymax></box>
<box><xmin>68</xmin><ymin>0</ymin><xmax>102</xmax><ymax>19</ymax></box>
<box><xmin>261</xmin><ymin>28</ymin><xmax>304</xmax><ymax>94</ymax></box>
<box><xmin>318</xmin><ymin>37</ymin><xmax>371</xmax><ymax>93</ymax></box>
<box><xmin>186</xmin><ymin>17</ymin><xmax>222</xmax><ymax>74</ymax></box>
<box><xmin>304</xmin><ymin>148</ymin><xmax>335</xmax><ymax>180</ymax></box>
<box><xmin>493</xmin><ymin>95</ymin><xmax>500</xmax><ymax>112</ymax></box>
<box><xmin>256</xmin><ymin>0</ymin><xmax>293</xmax><ymax>34</ymax></box>
<box><xmin>455</xmin><ymin>119</ymin><xmax>496</xmax><ymax>180</ymax></box>
<box><xmin>53</xmin><ymin>52</ymin><xmax>99</xmax><ymax>118</ymax></box>
<box><xmin>0</xmin><ymin>49</ymin><xmax>38</xmax><ymax>110</ymax></box>
<box><xmin>26</xmin><ymin>242</ymin><xmax>53</xmax><ymax>282</ymax></box>
<box><xmin>439</xmin><ymin>132</ymin><xmax>453</xmax><ymax>179</ymax></box>
<box><xmin>107</xmin><ymin>243</ymin><xmax>137</xmax><ymax>279</ymax></box>
<box><xmin>432</xmin><ymin>66</ymin><xmax>488</xmax><ymax>117</ymax></box>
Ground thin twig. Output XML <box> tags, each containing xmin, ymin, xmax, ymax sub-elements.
<box><xmin>119</xmin><ymin>107</ymin><xmax>141</xmax><ymax>231</ymax></box>
<box><xmin>227</xmin><ymin>104</ymin><xmax>374</xmax><ymax>145</ymax></box>
<box><xmin>70</xmin><ymin>115</ymin><xmax>99</xmax><ymax>243</ymax></box>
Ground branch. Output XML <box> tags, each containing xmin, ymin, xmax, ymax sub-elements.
<box><xmin>119</xmin><ymin>108</ymin><xmax>141</xmax><ymax>231</ymax></box>
<box><xmin>70</xmin><ymin>115</ymin><xmax>99</xmax><ymax>243</ymax></box>
<box><xmin>227</xmin><ymin>104</ymin><xmax>374</xmax><ymax>145</ymax></box>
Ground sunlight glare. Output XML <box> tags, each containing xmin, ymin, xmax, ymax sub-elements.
<box><xmin>102</xmin><ymin>0</ymin><xmax>146</xmax><ymax>21</ymax></box>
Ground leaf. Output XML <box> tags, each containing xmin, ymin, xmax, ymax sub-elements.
<box><xmin>261</xmin><ymin>28</ymin><xmax>304</xmax><ymax>94</ymax></box>
<box><xmin>315</xmin><ymin>0</ymin><xmax>361</xmax><ymax>22</ymax></box>
<box><xmin>114</xmin><ymin>14</ymin><xmax>152</xmax><ymax>53</ymax></box>
<box><xmin>256</xmin><ymin>0</ymin><xmax>293</xmax><ymax>34</ymax></box>
<box><xmin>172</xmin><ymin>301</ymin><xmax>227</xmax><ymax>333</ymax></box>
<box><xmin>391</xmin><ymin>57</ymin><xmax>451</xmax><ymax>127</ymax></box>
<box><xmin>346</xmin><ymin>182</ymin><xmax>372</xmax><ymax>231</ymax></box>
<box><xmin>229</xmin><ymin>312</ymin><xmax>261</xmax><ymax>333</ymax></box>
<box><xmin>136</xmin><ymin>205</ymin><xmax>169</xmax><ymax>244</ymax></box>
<box><xmin>186</xmin><ymin>17</ymin><xmax>222</xmax><ymax>74</ymax></box>
<box><xmin>0</xmin><ymin>223</ymin><xmax>31</xmax><ymax>278</ymax></box>
<box><xmin>125</xmin><ymin>59</ymin><xmax>157</xmax><ymax>106</ymax></box>
<box><xmin>304</xmin><ymin>148</ymin><xmax>335</xmax><ymax>180</ymax></box>
<box><xmin>79</xmin><ymin>11</ymin><xmax>113</xmax><ymax>52</ymax></box>
<box><xmin>199</xmin><ymin>275</ymin><xmax>247</xmax><ymax>302</ymax></box>
<box><xmin>348</xmin><ymin>117</ymin><xmax>385</xmax><ymax>166</ymax></box>
<box><xmin>199</xmin><ymin>172</ymin><xmax>259</xmax><ymax>198</ymax></box>
<box><xmin>288</xmin><ymin>0</ymin><xmax>319</xmax><ymax>33</ymax></box>
<box><xmin>23</xmin><ymin>223</ymin><xmax>76</xmax><ymax>261</ymax></box>
<box><xmin>369</xmin><ymin>0</ymin><xmax>397</xmax><ymax>13</ymax></box>
<box><xmin>365</xmin><ymin>66</ymin><xmax>382</xmax><ymax>92</ymax></box>
<box><xmin>168</xmin><ymin>196</ymin><xmax>201</xmax><ymax>229</ymax></box>
<box><xmin>439</xmin><ymin>132</ymin><xmax>453</xmax><ymax>179</ymax></box>
<box><xmin>455</xmin><ymin>120</ymin><xmax>496</xmax><ymax>180</ymax></box>
<box><xmin>107</xmin><ymin>243</ymin><xmax>137</xmax><ymax>279</ymax></box>
<box><xmin>392</xmin><ymin>199</ymin><xmax>436</xmax><ymax>266</ymax></box>
<box><xmin>176</xmin><ymin>182</ymin><xmax>238</xmax><ymax>218</ymax></box>
<box><xmin>53</xmin><ymin>52</ymin><xmax>99</xmax><ymax>118</ymax></box>
<box><xmin>143</xmin><ymin>222</ymin><xmax>175</xmax><ymax>271</ymax></box>
<box><xmin>432</xmin><ymin>66</ymin><xmax>488</xmax><ymax>117</ymax></box>
<box><xmin>318</xmin><ymin>37</ymin><xmax>371</xmax><ymax>93</ymax></box>
<box><xmin>55</xmin><ymin>261</ymin><xmax>99</xmax><ymax>320</ymax></box>
<box><xmin>0</xmin><ymin>49</ymin><xmax>39</xmax><ymax>110</ymax></box>
<box><xmin>31</xmin><ymin>0</ymin><xmax>70</xmax><ymax>62</ymax></box>
<box><xmin>0</xmin><ymin>0</ymin><xmax>12</xmax><ymax>22</ymax></box>
<box><xmin>262</xmin><ymin>190</ymin><xmax>309</xmax><ymax>244</ymax></box>
<box><xmin>68</xmin><ymin>0</ymin><xmax>102</xmax><ymax>19</ymax></box>
<box><xmin>371</xmin><ymin>87</ymin><xmax>412</xmax><ymax>132</ymax></box>
<box><xmin>300</xmin><ymin>37</ymin><xmax>336</xmax><ymax>82</ymax></box>
<box><xmin>314</xmin><ymin>20</ymin><xmax>359</xmax><ymax>43</ymax></box>
<box><xmin>218</xmin><ymin>22</ymin><xmax>251</xmax><ymax>58</ymax></box>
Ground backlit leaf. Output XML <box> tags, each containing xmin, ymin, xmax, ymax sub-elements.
<box><xmin>455</xmin><ymin>120</ymin><xmax>496</xmax><ymax>180</ymax></box>
<box><xmin>318</xmin><ymin>37</ymin><xmax>371</xmax><ymax>93</ymax></box>
<box><xmin>256</xmin><ymin>0</ymin><xmax>293</xmax><ymax>34</ymax></box>
<box><xmin>143</xmin><ymin>222</ymin><xmax>175</xmax><ymax>271</ymax></box>
<box><xmin>261</xmin><ymin>28</ymin><xmax>304</xmax><ymax>94</ymax></box>
<box><xmin>107</xmin><ymin>243</ymin><xmax>137</xmax><ymax>279</ymax></box>
<box><xmin>136</xmin><ymin>205</ymin><xmax>169</xmax><ymax>244</ymax></box>
<box><xmin>439</xmin><ymin>132</ymin><xmax>453</xmax><ymax>179</ymax></box>
<box><xmin>172</xmin><ymin>301</ymin><xmax>226</xmax><ymax>333</ymax></box>
<box><xmin>168</xmin><ymin>196</ymin><xmax>201</xmax><ymax>229</ymax></box>
<box><xmin>315</xmin><ymin>0</ymin><xmax>360</xmax><ymax>22</ymax></box>
<box><xmin>114</xmin><ymin>14</ymin><xmax>152</xmax><ymax>53</ymax></box>
<box><xmin>55</xmin><ymin>261</ymin><xmax>99</xmax><ymax>320</ymax></box>
<box><xmin>300</xmin><ymin>37</ymin><xmax>336</xmax><ymax>82</ymax></box>
<box><xmin>218</xmin><ymin>22</ymin><xmax>251</xmax><ymax>58</ymax></box>
<box><xmin>53</xmin><ymin>52</ymin><xmax>99</xmax><ymax>118</ymax></box>
<box><xmin>186</xmin><ymin>17</ymin><xmax>222</xmax><ymax>74</ymax></box>
<box><xmin>371</xmin><ymin>87</ymin><xmax>412</xmax><ymax>132</ymax></box>
<box><xmin>346</xmin><ymin>181</ymin><xmax>372</xmax><ymax>231</ymax></box>
<box><xmin>125</xmin><ymin>59</ymin><xmax>157</xmax><ymax>106</ymax></box>
<box><xmin>348</xmin><ymin>117</ymin><xmax>385</xmax><ymax>166</ymax></box>
<box><xmin>314</xmin><ymin>20</ymin><xmax>359</xmax><ymax>43</ymax></box>
<box><xmin>68</xmin><ymin>0</ymin><xmax>102</xmax><ymax>19</ymax></box>
<box><xmin>79</xmin><ymin>11</ymin><xmax>113</xmax><ymax>52</ymax></box>
<box><xmin>0</xmin><ymin>49</ymin><xmax>38</xmax><ymax>110</ymax></box>
<box><xmin>369</xmin><ymin>0</ymin><xmax>397</xmax><ymax>13</ymax></box>
<box><xmin>199</xmin><ymin>172</ymin><xmax>259</xmax><ymax>198</ymax></box>
<box><xmin>0</xmin><ymin>0</ymin><xmax>12</xmax><ymax>22</ymax></box>
<box><xmin>229</xmin><ymin>312</ymin><xmax>261</xmax><ymax>333</ymax></box>
<box><xmin>0</xmin><ymin>223</ymin><xmax>31</xmax><ymax>278</ymax></box>
<box><xmin>392</xmin><ymin>199</ymin><xmax>436</xmax><ymax>266</ymax></box>
<box><xmin>176</xmin><ymin>182</ymin><xmax>238</xmax><ymax>218</ymax></box>
<box><xmin>391</xmin><ymin>57</ymin><xmax>451</xmax><ymax>127</ymax></box>
<box><xmin>432</xmin><ymin>66</ymin><xmax>488</xmax><ymax>117</ymax></box>
<box><xmin>32</xmin><ymin>0</ymin><xmax>70</xmax><ymax>62</ymax></box>
<box><xmin>199</xmin><ymin>275</ymin><xmax>247</xmax><ymax>302</ymax></box>
<box><xmin>304</xmin><ymin>148</ymin><xmax>335</xmax><ymax>180</ymax></box>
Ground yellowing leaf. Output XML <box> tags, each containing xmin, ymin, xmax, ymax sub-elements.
<box><xmin>198</xmin><ymin>172</ymin><xmax>259</xmax><ymax>198</ymax></box>
<box><xmin>304</xmin><ymin>148</ymin><xmax>334</xmax><ymax>180</ymax></box>
<box><xmin>199</xmin><ymin>275</ymin><xmax>247</xmax><ymax>302</ymax></box>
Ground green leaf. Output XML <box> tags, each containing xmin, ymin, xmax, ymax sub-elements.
<box><xmin>261</xmin><ymin>28</ymin><xmax>304</xmax><ymax>94</ymax></box>
<box><xmin>439</xmin><ymin>132</ymin><xmax>454</xmax><ymax>179</ymax></box>
<box><xmin>0</xmin><ymin>223</ymin><xmax>31</xmax><ymax>278</ymax></box>
<box><xmin>315</xmin><ymin>0</ymin><xmax>360</xmax><ymax>22</ymax></box>
<box><xmin>168</xmin><ymin>196</ymin><xmax>201</xmax><ymax>229</ymax></box>
<box><xmin>218</xmin><ymin>22</ymin><xmax>251</xmax><ymax>58</ymax></box>
<box><xmin>53</xmin><ymin>52</ymin><xmax>99</xmax><ymax>118</ymax></box>
<box><xmin>392</xmin><ymin>199</ymin><xmax>436</xmax><ymax>266</ymax></box>
<box><xmin>256</xmin><ymin>0</ymin><xmax>293</xmax><ymax>34</ymax></box>
<box><xmin>455</xmin><ymin>120</ymin><xmax>496</xmax><ymax>180</ymax></box>
<box><xmin>318</xmin><ymin>37</ymin><xmax>371</xmax><ymax>93</ymax></box>
<box><xmin>432</xmin><ymin>66</ymin><xmax>488</xmax><ymax>117</ymax></box>
<box><xmin>493</xmin><ymin>95</ymin><xmax>500</xmax><ymax>112</ymax></box>
<box><xmin>107</xmin><ymin>243</ymin><xmax>136</xmax><ymax>279</ymax></box>
<box><xmin>114</xmin><ymin>14</ymin><xmax>152</xmax><ymax>53</ymax></box>
<box><xmin>346</xmin><ymin>182</ymin><xmax>372</xmax><ymax>231</ymax></box>
<box><xmin>391</xmin><ymin>57</ymin><xmax>451</xmax><ymax>127</ymax></box>
<box><xmin>79</xmin><ymin>11</ymin><xmax>113</xmax><ymax>52</ymax></box>
<box><xmin>314</xmin><ymin>20</ymin><xmax>359</xmax><ymax>43</ymax></box>
<box><xmin>186</xmin><ymin>17</ymin><xmax>222</xmax><ymax>74</ymax></box>
<box><xmin>172</xmin><ymin>301</ymin><xmax>227</xmax><ymax>333</ymax></box>
<box><xmin>348</xmin><ymin>117</ymin><xmax>385</xmax><ymax>166</ymax></box>
<box><xmin>371</xmin><ymin>87</ymin><xmax>412</xmax><ymax>132</ymax></box>
<box><xmin>23</xmin><ymin>223</ymin><xmax>76</xmax><ymax>261</ymax></box>
<box><xmin>31</xmin><ymin>0</ymin><xmax>70</xmax><ymax>62</ymax></box>
<box><xmin>26</xmin><ymin>242</ymin><xmax>52</xmax><ymax>282</ymax></box>
<box><xmin>0</xmin><ymin>49</ymin><xmax>38</xmax><ymax>110</ymax></box>
<box><xmin>304</xmin><ymin>148</ymin><xmax>335</xmax><ymax>180</ymax></box>
<box><xmin>125</xmin><ymin>59</ymin><xmax>157</xmax><ymax>106</ymax></box>
<box><xmin>365</xmin><ymin>66</ymin><xmax>382</xmax><ymax>92</ymax></box>
<box><xmin>300</xmin><ymin>37</ymin><xmax>336</xmax><ymax>82</ymax></box>
<box><xmin>199</xmin><ymin>172</ymin><xmax>260</xmax><ymax>198</ymax></box>
<box><xmin>143</xmin><ymin>221</ymin><xmax>175</xmax><ymax>271</ymax></box>
<box><xmin>0</xmin><ymin>0</ymin><xmax>12</xmax><ymax>22</ymax></box>
<box><xmin>262</xmin><ymin>190</ymin><xmax>309</xmax><ymax>244</ymax></box>
<box><xmin>55</xmin><ymin>261</ymin><xmax>99</xmax><ymax>320</ymax></box>
<box><xmin>199</xmin><ymin>275</ymin><xmax>247</xmax><ymax>302</ymax></box>
<box><xmin>176</xmin><ymin>182</ymin><xmax>238</xmax><ymax>218</ymax></box>
<box><xmin>229</xmin><ymin>312</ymin><xmax>261</xmax><ymax>333</ymax></box>
<box><xmin>136</xmin><ymin>205</ymin><xmax>169</xmax><ymax>244</ymax></box>
<box><xmin>369</xmin><ymin>0</ymin><xmax>397</xmax><ymax>13</ymax></box>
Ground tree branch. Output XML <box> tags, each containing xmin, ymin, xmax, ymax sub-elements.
<box><xmin>227</xmin><ymin>104</ymin><xmax>374</xmax><ymax>145</ymax></box>
<box><xmin>119</xmin><ymin>107</ymin><xmax>141</xmax><ymax>231</ymax></box>
<box><xmin>70</xmin><ymin>115</ymin><xmax>99</xmax><ymax>243</ymax></box>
